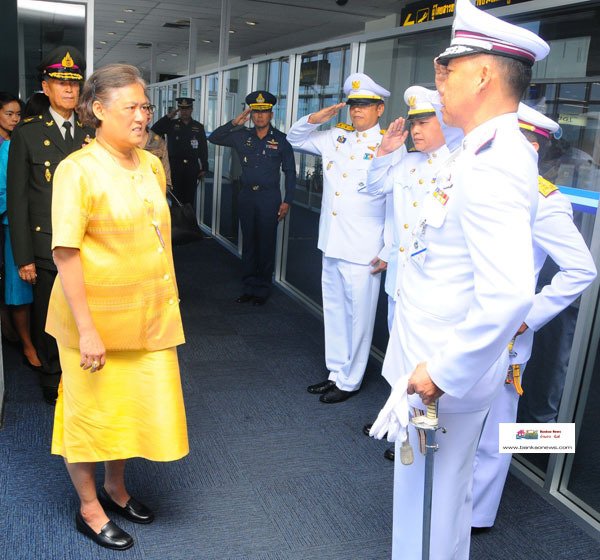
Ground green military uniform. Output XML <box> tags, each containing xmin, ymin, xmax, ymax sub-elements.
<box><xmin>6</xmin><ymin>45</ymin><xmax>94</xmax><ymax>399</ymax></box>
<box><xmin>7</xmin><ymin>113</ymin><xmax>94</xmax><ymax>386</ymax></box>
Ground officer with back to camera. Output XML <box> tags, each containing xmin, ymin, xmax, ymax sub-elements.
<box><xmin>208</xmin><ymin>91</ymin><xmax>296</xmax><ymax>306</ymax></box>
<box><xmin>471</xmin><ymin>103</ymin><xmax>596</xmax><ymax>533</ymax></box>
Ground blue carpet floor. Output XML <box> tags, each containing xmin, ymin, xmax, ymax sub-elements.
<box><xmin>0</xmin><ymin>238</ymin><xmax>598</xmax><ymax>559</ymax></box>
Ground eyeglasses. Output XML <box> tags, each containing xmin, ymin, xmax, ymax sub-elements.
<box><xmin>141</xmin><ymin>104</ymin><xmax>156</xmax><ymax>114</ymax></box>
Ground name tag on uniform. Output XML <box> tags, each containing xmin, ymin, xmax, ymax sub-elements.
<box><xmin>411</xmin><ymin>234</ymin><xmax>427</xmax><ymax>268</ymax></box>
<box><xmin>190</xmin><ymin>139</ymin><xmax>198</xmax><ymax>149</ymax></box>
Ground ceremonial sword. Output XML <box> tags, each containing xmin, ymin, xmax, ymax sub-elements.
<box><xmin>409</xmin><ymin>401</ymin><xmax>444</xmax><ymax>560</ymax></box>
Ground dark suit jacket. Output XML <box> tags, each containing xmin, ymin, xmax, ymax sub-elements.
<box><xmin>6</xmin><ymin>111</ymin><xmax>95</xmax><ymax>271</ymax></box>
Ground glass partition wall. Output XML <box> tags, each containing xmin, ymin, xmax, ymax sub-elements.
<box><xmin>148</xmin><ymin>0</ymin><xmax>600</xmax><ymax>538</ymax></box>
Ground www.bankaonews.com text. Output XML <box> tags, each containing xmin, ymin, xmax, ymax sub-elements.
<box><xmin>501</xmin><ymin>445</ymin><xmax>574</xmax><ymax>451</ymax></box>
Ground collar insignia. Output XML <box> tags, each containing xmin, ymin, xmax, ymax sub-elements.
<box><xmin>45</xmin><ymin>120</ymin><xmax>54</xmax><ymax>127</ymax></box>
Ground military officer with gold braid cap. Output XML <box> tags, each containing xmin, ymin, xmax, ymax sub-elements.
<box><xmin>7</xmin><ymin>46</ymin><xmax>94</xmax><ymax>404</ymax></box>
<box><xmin>287</xmin><ymin>73</ymin><xmax>399</xmax><ymax>404</ymax></box>
<box><xmin>471</xmin><ymin>104</ymin><xmax>596</xmax><ymax>532</ymax></box>
<box><xmin>368</xmin><ymin>0</ymin><xmax>551</xmax><ymax>557</ymax></box>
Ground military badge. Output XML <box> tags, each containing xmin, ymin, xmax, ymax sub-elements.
<box><xmin>45</xmin><ymin>120</ymin><xmax>54</xmax><ymax>127</ymax></box>
<box><xmin>433</xmin><ymin>186</ymin><xmax>449</xmax><ymax>206</ymax></box>
<box><xmin>363</xmin><ymin>153</ymin><xmax>373</xmax><ymax>160</ymax></box>
<box><xmin>326</xmin><ymin>161</ymin><xmax>333</xmax><ymax>170</ymax></box>
<box><xmin>336</xmin><ymin>136</ymin><xmax>346</xmax><ymax>144</ymax></box>
<box><xmin>62</xmin><ymin>51</ymin><xmax>74</xmax><ymax>68</ymax></box>
<box><xmin>367</xmin><ymin>145</ymin><xmax>377</xmax><ymax>151</ymax></box>
<box><xmin>151</xmin><ymin>163</ymin><xmax>159</xmax><ymax>174</ymax></box>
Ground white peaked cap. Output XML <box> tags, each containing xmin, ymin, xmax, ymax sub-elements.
<box><xmin>518</xmin><ymin>102</ymin><xmax>561</xmax><ymax>139</ymax></box>
<box><xmin>403</xmin><ymin>86</ymin><xmax>437</xmax><ymax>119</ymax></box>
<box><xmin>438</xmin><ymin>0</ymin><xmax>550</xmax><ymax>66</ymax></box>
<box><xmin>343</xmin><ymin>73</ymin><xmax>390</xmax><ymax>102</ymax></box>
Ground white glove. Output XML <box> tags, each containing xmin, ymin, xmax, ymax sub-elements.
<box><xmin>370</xmin><ymin>373</ymin><xmax>410</xmax><ymax>443</ymax></box>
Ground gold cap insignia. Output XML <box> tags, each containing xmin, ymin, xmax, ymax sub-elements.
<box><xmin>256</xmin><ymin>93</ymin><xmax>265</xmax><ymax>102</ymax></box>
<box><xmin>408</xmin><ymin>96</ymin><xmax>417</xmax><ymax>110</ymax></box>
<box><xmin>45</xmin><ymin>169</ymin><xmax>51</xmax><ymax>182</ymax></box>
<box><xmin>62</xmin><ymin>52</ymin><xmax>74</xmax><ymax>68</ymax></box>
<box><xmin>352</xmin><ymin>80</ymin><xmax>360</xmax><ymax>90</ymax></box>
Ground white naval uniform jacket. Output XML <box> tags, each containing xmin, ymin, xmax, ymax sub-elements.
<box><xmin>389</xmin><ymin>113</ymin><xmax>539</xmax><ymax>413</ymax></box>
<box><xmin>511</xmin><ymin>178</ymin><xmax>597</xmax><ymax>366</ymax></box>
<box><xmin>286</xmin><ymin>115</ymin><xmax>391</xmax><ymax>265</ymax></box>
<box><xmin>367</xmin><ymin>145</ymin><xmax>451</xmax><ymax>300</ymax></box>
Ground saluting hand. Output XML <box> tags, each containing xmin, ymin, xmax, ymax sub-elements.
<box><xmin>18</xmin><ymin>263</ymin><xmax>37</xmax><ymax>285</ymax></box>
<box><xmin>377</xmin><ymin>117</ymin><xmax>409</xmax><ymax>157</ymax></box>
<box><xmin>232</xmin><ymin>108</ymin><xmax>252</xmax><ymax>126</ymax></box>
<box><xmin>307</xmin><ymin>103</ymin><xmax>347</xmax><ymax>125</ymax></box>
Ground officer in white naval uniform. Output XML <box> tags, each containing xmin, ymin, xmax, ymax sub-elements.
<box><xmin>370</xmin><ymin>1</ymin><xmax>550</xmax><ymax>558</ymax></box>
<box><xmin>363</xmin><ymin>86</ymin><xmax>450</xmax><ymax>461</ymax></box>
<box><xmin>287</xmin><ymin>73</ymin><xmax>395</xmax><ymax>404</ymax></box>
<box><xmin>471</xmin><ymin>104</ymin><xmax>597</xmax><ymax>531</ymax></box>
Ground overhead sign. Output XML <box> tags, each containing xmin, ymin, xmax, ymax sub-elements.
<box><xmin>401</xmin><ymin>0</ymin><xmax>533</xmax><ymax>27</ymax></box>
<box><xmin>558</xmin><ymin>114</ymin><xmax>588</xmax><ymax>128</ymax></box>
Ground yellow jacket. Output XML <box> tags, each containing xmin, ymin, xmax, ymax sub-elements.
<box><xmin>46</xmin><ymin>139</ymin><xmax>185</xmax><ymax>351</ymax></box>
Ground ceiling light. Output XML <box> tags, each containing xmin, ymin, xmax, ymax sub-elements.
<box><xmin>115</xmin><ymin>19</ymin><xmax>126</xmax><ymax>23</ymax></box>
<box><xmin>171</xmin><ymin>53</ymin><xmax>178</xmax><ymax>56</ymax></box>
<box><xmin>107</xmin><ymin>31</ymin><xmax>116</xmax><ymax>35</ymax></box>
<box><xmin>202</xmin><ymin>40</ymin><xmax>212</xmax><ymax>44</ymax></box>
<box><xmin>245</xmin><ymin>21</ymin><xmax>257</xmax><ymax>26</ymax></box>
<box><xmin>99</xmin><ymin>40</ymin><xmax>107</xmax><ymax>44</ymax></box>
<box><xmin>123</xmin><ymin>8</ymin><xmax>134</xmax><ymax>13</ymax></box>
<box><xmin>160</xmin><ymin>58</ymin><xmax>166</xmax><ymax>62</ymax></box>
<box><xmin>228</xmin><ymin>29</ymin><xmax>236</xmax><ymax>34</ymax></box>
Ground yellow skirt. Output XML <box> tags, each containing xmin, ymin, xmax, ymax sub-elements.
<box><xmin>52</xmin><ymin>343</ymin><xmax>189</xmax><ymax>463</ymax></box>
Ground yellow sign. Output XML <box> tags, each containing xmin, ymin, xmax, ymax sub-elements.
<box><xmin>558</xmin><ymin>114</ymin><xmax>587</xmax><ymax>127</ymax></box>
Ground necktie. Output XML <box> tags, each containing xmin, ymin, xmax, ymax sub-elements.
<box><xmin>62</xmin><ymin>121</ymin><xmax>73</xmax><ymax>151</ymax></box>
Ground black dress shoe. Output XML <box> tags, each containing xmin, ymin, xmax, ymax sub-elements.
<box><xmin>471</xmin><ymin>526</ymin><xmax>493</xmax><ymax>535</ymax></box>
<box><xmin>384</xmin><ymin>447</ymin><xmax>395</xmax><ymax>461</ymax></box>
<box><xmin>42</xmin><ymin>386</ymin><xmax>58</xmax><ymax>406</ymax></box>
<box><xmin>252</xmin><ymin>296</ymin><xmax>267</xmax><ymax>306</ymax></box>
<box><xmin>307</xmin><ymin>380</ymin><xmax>335</xmax><ymax>394</ymax></box>
<box><xmin>98</xmin><ymin>487</ymin><xmax>154</xmax><ymax>524</ymax></box>
<box><xmin>319</xmin><ymin>386</ymin><xmax>358</xmax><ymax>403</ymax></box>
<box><xmin>236</xmin><ymin>293</ymin><xmax>254</xmax><ymax>303</ymax></box>
<box><xmin>75</xmin><ymin>511</ymin><xmax>133</xmax><ymax>550</ymax></box>
<box><xmin>363</xmin><ymin>423</ymin><xmax>373</xmax><ymax>436</ymax></box>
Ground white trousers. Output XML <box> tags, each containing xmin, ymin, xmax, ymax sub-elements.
<box><xmin>471</xmin><ymin>366</ymin><xmax>524</xmax><ymax>527</ymax></box>
<box><xmin>322</xmin><ymin>255</ymin><xmax>381</xmax><ymax>392</ymax></box>
<box><xmin>387</xmin><ymin>295</ymin><xmax>396</xmax><ymax>334</ymax></box>
<box><xmin>392</xmin><ymin>408</ymin><xmax>489</xmax><ymax>560</ymax></box>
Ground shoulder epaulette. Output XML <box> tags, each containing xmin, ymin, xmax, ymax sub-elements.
<box><xmin>538</xmin><ymin>176</ymin><xmax>559</xmax><ymax>198</ymax></box>
<box><xmin>380</xmin><ymin>129</ymin><xmax>386</xmax><ymax>135</ymax></box>
<box><xmin>474</xmin><ymin>129</ymin><xmax>497</xmax><ymax>155</ymax></box>
<box><xmin>336</xmin><ymin>123</ymin><xmax>355</xmax><ymax>131</ymax></box>
<box><xmin>22</xmin><ymin>115</ymin><xmax>43</xmax><ymax>124</ymax></box>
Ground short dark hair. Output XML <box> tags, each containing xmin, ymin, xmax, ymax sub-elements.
<box><xmin>77</xmin><ymin>64</ymin><xmax>146</xmax><ymax>128</ymax></box>
<box><xmin>0</xmin><ymin>91</ymin><xmax>19</xmax><ymax>111</ymax></box>
<box><xmin>522</xmin><ymin>128</ymin><xmax>549</xmax><ymax>159</ymax></box>
<box><xmin>493</xmin><ymin>56</ymin><xmax>532</xmax><ymax>100</ymax></box>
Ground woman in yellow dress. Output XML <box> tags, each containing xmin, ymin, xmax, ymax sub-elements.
<box><xmin>46</xmin><ymin>64</ymin><xmax>188</xmax><ymax>551</ymax></box>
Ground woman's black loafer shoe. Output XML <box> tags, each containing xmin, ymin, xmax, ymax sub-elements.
<box><xmin>98</xmin><ymin>487</ymin><xmax>155</xmax><ymax>524</ymax></box>
<box><xmin>75</xmin><ymin>511</ymin><xmax>133</xmax><ymax>550</ymax></box>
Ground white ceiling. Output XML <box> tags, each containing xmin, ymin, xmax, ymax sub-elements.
<box><xmin>93</xmin><ymin>0</ymin><xmax>407</xmax><ymax>80</ymax></box>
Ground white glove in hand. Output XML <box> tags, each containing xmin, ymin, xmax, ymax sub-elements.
<box><xmin>370</xmin><ymin>374</ymin><xmax>410</xmax><ymax>443</ymax></box>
